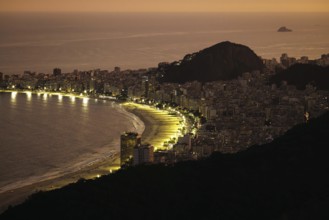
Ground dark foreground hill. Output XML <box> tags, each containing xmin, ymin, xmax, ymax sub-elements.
<box><xmin>1</xmin><ymin>112</ymin><xmax>329</xmax><ymax>220</ymax></box>
<box><xmin>270</xmin><ymin>64</ymin><xmax>329</xmax><ymax>90</ymax></box>
<box><xmin>160</xmin><ymin>41</ymin><xmax>264</xmax><ymax>83</ymax></box>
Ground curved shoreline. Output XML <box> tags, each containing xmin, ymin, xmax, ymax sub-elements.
<box><xmin>122</xmin><ymin>102</ymin><xmax>182</xmax><ymax>150</ymax></box>
<box><xmin>0</xmin><ymin>93</ymin><xmax>183</xmax><ymax>213</ymax></box>
<box><xmin>0</xmin><ymin>91</ymin><xmax>125</xmax><ymax>192</ymax></box>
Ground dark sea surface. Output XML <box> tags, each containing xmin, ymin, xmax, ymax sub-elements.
<box><xmin>0</xmin><ymin>12</ymin><xmax>328</xmax><ymax>74</ymax></box>
<box><xmin>0</xmin><ymin>92</ymin><xmax>144</xmax><ymax>192</ymax></box>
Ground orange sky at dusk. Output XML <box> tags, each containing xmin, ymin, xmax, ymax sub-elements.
<box><xmin>0</xmin><ymin>0</ymin><xmax>329</xmax><ymax>12</ymax></box>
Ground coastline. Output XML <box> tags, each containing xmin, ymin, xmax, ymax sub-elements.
<box><xmin>0</xmin><ymin>96</ymin><xmax>182</xmax><ymax>213</ymax></box>
<box><xmin>0</xmin><ymin>154</ymin><xmax>120</xmax><ymax>212</ymax></box>
<box><xmin>122</xmin><ymin>102</ymin><xmax>182</xmax><ymax>150</ymax></box>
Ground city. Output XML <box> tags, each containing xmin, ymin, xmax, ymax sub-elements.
<box><xmin>1</xmin><ymin>0</ymin><xmax>329</xmax><ymax>217</ymax></box>
<box><xmin>1</xmin><ymin>52</ymin><xmax>328</xmax><ymax>167</ymax></box>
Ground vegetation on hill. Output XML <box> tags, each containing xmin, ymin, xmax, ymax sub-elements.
<box><xmin>159</xmin><ymin>41</ymin><xmax>264</xmax><ymax>83</ymax></box>
<box><xmin>270</xmin><ymin>64</ymin><xmax>329</xmax><ymax>90</ymax></box>
<box><xmin>1</xmin><ymin>111</ymin><xmax>329</xmax><ymax>220</ymax></box>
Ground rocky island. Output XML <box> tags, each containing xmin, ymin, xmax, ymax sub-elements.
<box><xmin>277</xmin><ymin>26</ymin><xmax>292</xmax><ymax>32</ymax></box>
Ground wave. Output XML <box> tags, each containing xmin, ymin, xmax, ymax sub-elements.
<box><xmin>114</xmin><ymin>102</ymin><xmax>145</xmax><ymax>135</ymax></box>
<box><xmin>0</xmin><ymin>94</ymin><xmax>145</xmax><ymax>194</ymax></box>
<box><xmin>0</xmin><ymin>148</ymin><xmax>118</xmax><ymax>194</ymax></box>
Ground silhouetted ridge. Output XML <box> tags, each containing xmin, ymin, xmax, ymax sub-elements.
<box><xmin>270</xmin><ymin>64</ymin><xmax>329</xmax><ymax>90</ymax></box>
<box><xmin>1</xmin><ymin>112</ymin><xmax>329</xmax><ymax>220</ymax></box>
<box><xmin>160</xmin><ymin>41</ymin><xmax>264</xmax><ymax>83</ymax></box>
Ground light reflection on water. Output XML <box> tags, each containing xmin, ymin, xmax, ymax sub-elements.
<box><xmin>71</xmin><ymin>96</ymin><xmax>75</xmax><ymax>103</ymax></box>
<box><xmin>0</xmin><ymin>91</ymin><xmax>142</xmax><ymax>193</ymax></box>
<box><xmin>43</xmin><ymin>93</ymin><xmax>48</xmax><ymax>101</ymax></box>
<box><xmin>58</xmin><ymin>94</ymin><xmax>63</xmax><ymax>102</ymax></box>
<box><xmin>9</xmin><ymin>91</ymin><xmax>93</xmax><ymax>110</ymax></box>
<box><xmin>82</xmin><ymin>98</ymin><xmax>89</xmax><ymax>113</ymax></box>
<box><xmin>27</xmin><ymin>93</ymin><xmax>90</xmax><ymax>109</ymax></box>
<box><xmin>10</xmin><ymin>91</ymin><xmax>17</xmax><ymax>103</ymax></box>
<box><xmin>82</xmin><ymin>97</ymin><xmax>89</xmax><ymax>106</ymax></box>
<box><xmin>26</xmin><ymin>92</ymin><xmax>32</xmax><ymax>101</ymax></box>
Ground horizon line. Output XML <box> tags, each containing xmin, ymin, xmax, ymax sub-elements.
<box><xmin>1</xmin><ymin>10</ymin><xmax>329</xmax><ymax>13</ymax></box>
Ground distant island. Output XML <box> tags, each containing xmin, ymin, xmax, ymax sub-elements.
<box><xmin>277</xmin><ymin>26</ymin><xmax>292</xmax><ymax>32</ymax></box>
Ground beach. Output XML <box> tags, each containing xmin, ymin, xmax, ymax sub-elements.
<box><xmin>0</xmin><ymin>101</ymin><xmax>182</xmax><ymax>213</ymax></box>
<box><xmin>122</xmin><ymin>102</ymin><xmax>182</xmax><ymax>150</ymax></box>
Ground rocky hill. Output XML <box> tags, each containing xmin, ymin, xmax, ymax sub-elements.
<box><xmin>159</xmin><ymin>41</ymin><xmax>264</xmax><ymax>83</ymax></box>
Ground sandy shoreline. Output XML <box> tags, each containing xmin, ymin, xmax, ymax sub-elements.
<box><xmin>122</xmin><ymin>102</ymin><xmax>182</xmax><ymax>150</ymax></box>
<box><xmin>0</xmin><ymin>101</ymin><xmax>181</xmax><ymax>213</ymax></box>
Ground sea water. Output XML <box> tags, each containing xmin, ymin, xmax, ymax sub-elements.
<box><xmin>0</xmin><ymin>92</ymin><xmax>144</xmax><ymax>193</ymax></box>
<box><xmin>0</xmin><ymin>12</ymin><xmax>328</xmax><ymax>74</ymax></box>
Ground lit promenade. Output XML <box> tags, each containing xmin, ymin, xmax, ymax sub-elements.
<box><xmin>122</xmin><ymin>102</ymin><xmax>184</xmax><ymax>151</ymax></box>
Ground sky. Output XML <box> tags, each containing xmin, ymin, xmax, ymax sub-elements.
<box><xmin>0</xmin><ymin>0</ymin><xmax>329</xmax><ymax>12</ymax></box>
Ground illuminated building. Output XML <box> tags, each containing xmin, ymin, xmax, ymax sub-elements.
<box><xmin>120</xmin><ymin>132</ymin><xmax>141</xmax><ymax>166</ymax></box>
<box><xmin>304</xmin><ymin>111</ymin><xmax>310</xmax><ymax>123</ymax></box>
<box><xmin>133</xmin><ymin>144</ymin><xmax>154</xmax><ymax>166</ymax></box>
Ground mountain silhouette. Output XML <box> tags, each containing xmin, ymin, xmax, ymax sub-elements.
<box><xmin>160</xmin><ymin>41</ymin><xmax>264</xmax><ymax>83</ymax></box>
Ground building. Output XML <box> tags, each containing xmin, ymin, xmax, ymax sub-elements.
<box><xmin>299</xmin><ymin>56</ymin><xmax>309</xmax><ymax>64</ymax></box>
<box><xmin>280</xmin><ymin>53</ymin><xmax>297</xmax><ymax>68</ymax></box>
<box><xmin>53</xmin><ymin>68</ymin><xmax>62</xmax><ymax>76</ymax></box>
<box><xmin>120</xmin><ymin>132</ymin><xmax>141</xmax><ymax>166</ymax></box>
<box><xmin>133</xmin><ymin>144</ymin><xmax>154</xmax><ymax>166</ymax></box>
<box><xmin>141</xmin><ymin>76</ymin><xmax>149</xmax><ymax>98</ymax></box>
<box><xmin>177</xmin><ymin>134</ymin><xmax>192</xmax><ymax>149</ymax></box>
<box><xmin>114</xmin><ymin>66</ymin><xmax>121</xmax><ymax>73</ymax></box>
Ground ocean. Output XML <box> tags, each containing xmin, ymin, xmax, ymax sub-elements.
<box><xmin>0</xmin><ymin>12</ymin><xmax>328</xmax><ymax>74</ymax></box>
<box><xmin>0</xmin><ymin>92</ymin><xmax>144</xmax><ymax>193</ymax></box>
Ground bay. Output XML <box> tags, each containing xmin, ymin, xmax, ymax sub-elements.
<box><xmin>0</xmin><ymin>92</ymin><xmax>144</xmax><ymax>193</ymax></box>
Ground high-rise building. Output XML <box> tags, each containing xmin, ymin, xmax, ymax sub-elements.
<box><xmin>141</xmin><ymin>76</ymin><xmax>149</xmax><ymax>98</ymax></box>
<box><xmin>120</xmin><ymin>132</ymin><xmax>141</xmax><ymax>166</ymax></box>
<box><xmin>280</xmin><ymin>53</ymin><xmax>290</xmax><ymax>67</ymax></box>
<box><xmin>280</xmin><ymin>53</ymin><xmax>297</xmax><ymax>68</ymax></box>
<box><xmin>133</xmin><ymin>144</ymin><xmax>154</xmax><ymax>166</ymax></box>
<box><xmin>53</xmin><ymin>68</ymin><xmax>62</xmax><ymax>76</ymax></box>
<box><xmin>114</xmin><ymin>66</ymin><xmax>121</xmax><ymax>73</ymax></box>
<box><xmin>177</xmin><ymin>134</ymin><xmax>192</xmax><ymax>149</ymax></box>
